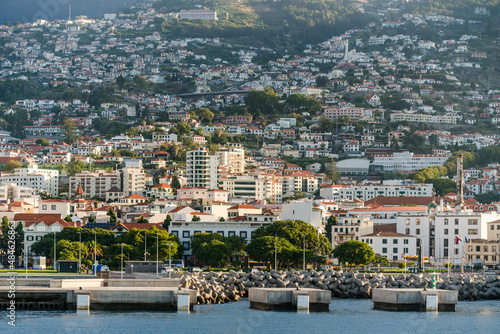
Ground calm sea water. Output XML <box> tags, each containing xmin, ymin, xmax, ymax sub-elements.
<box><xmin>2</xmin><ymin>299</ymin><xmax>500</xmax><ymax>334</ymax></box>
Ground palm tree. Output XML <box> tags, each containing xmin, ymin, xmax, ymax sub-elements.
<box><xmin>84</xmin><ymin>241</ymin><xmax>103</xmax><ymax>261</ymax></box>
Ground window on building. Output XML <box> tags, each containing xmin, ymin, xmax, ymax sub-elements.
<box><xmin>484</xmin><ymin>246</ymin><xmax>488</xmax><ymax>252</ymax></box>
<box><xmin>416</xmin><ymin>219</ymin><xmax>420</xmax><ymax>225</ymax></box>
<box><xmin>468</xmin><ymin>219</ymin><xmax>478</xmax><ymax>225</ymax></box>
<box><xmin>393</xmin><ymin>239</ymin><xmax>398</xmax><ymax>244</ymax></box>
<box><xmin>334</xmin><ymin>228</ymin><xmax>338</xmax><ymax>232</ymax></box>
<box><xmin>476</xmin><ymin>246</ymin><xmax>481</xmax><ymax>252</ymax></box>
<box><xmin>468</xmin><ymin>229</ymin><xmax>478</xmax><ymax>235</ymax></box>
<box><xmin>182</xmin><ymin>241</ymin><xmax>190</xmax><ymax>250</ymax></box>
<box><xmin>455</xmin><ymin>219</ymin><xmax>459</xmax><ymax>225</ymax></box>
<box><xmin>405</xmin><ymin>228</ymin><xmax>410</xmax><ymax>234</ymax></box>
<box><xmin>393</xmin><ymin>256</ymin><xmax>398</xmax><ymax>260</ymax></box>
<box><xmin>404</xmin><ymin>239</ymin><xmax>409</xmax><ymax>244</ymax></box>
<box><xmin>240</xmin><ymin>231</ymin><xmax>247</xmax><ymax>239</ymax></box>
<box><xmin>491</xmin><ymin>225</ymin><xmax>495</xmax><ymax>230</ymax></box>
<box><xmin>416</xmin><ymin>229</ymin><xmax>420</xmax><ymax>235</ymax></box>
<box><xmin>405</xmin><ymin>219</ymin><xmax>410</xmax><ymax>225</ymax></box>
<box><xmin>171</xmin><ymin>231</ymin><xmax>178</xmax><ymax>237</ymax></box>
<box><xmin>382</xmin><ymin>248</ymin><xmax>387</xmax><ymax>253</ymax></box>
<box><xmin>182</xmin><ymin>231</ymin><xmax>190</xmax><ymax>238</ymax></box>
<box><xmin>194</xmin><ymin>231</ymin><xmax>201</xmax><ymax>235</ymax></box>
<box><xmin>42</xmin><ymin>205</ymin><xmax>47</xmax><ymax>210</ymax></box>
<box><xmin>403</xmin><ymin>248</ymin><xmax>408</xmax><ymax>253</ymax></box>
<box><xmin>444</xmin><ymin>229</ymin><xmax>448</xmax><ymax>235</ymax></box>
<box><xmin>444</xmin><ymin>219</ymin><xmax>448</xmax><ymax>225</ymax></box>
<box><xmin>382</xmin><ymin>239</ymin><xmax>387</xmax><ymax>244</ymax></box>
<box><xmin>444</xmin><ymin>249</ymin><xmax>448</xmax><ymax>257</ymax></box>
<box><xmin>217</xmin><ymin>231</ymin><xmax>224</xmax><ymax>236</ymax></box>
<box><xmin>455</xmin><ymin>249</ymin><xmax>459</xmax><ymax>255</ymax></box>
<box><xmin>51</xmin><ymin>205</ymin><xmax>56</xmax><ymax>210</ymax></box>
<box><xmin>444</xmin><ymin>239</ymin><xmax>449</xmax><ymax>247</ymax></box>
<box><xmin>393</xmin><ymin>247</ymin><xmax>398</xmax><ymax>253</ymax></box>
<box><xmin>454</xmin><ymin>229</ymin><xmax>459</xmax><ymax>235</ymax></box>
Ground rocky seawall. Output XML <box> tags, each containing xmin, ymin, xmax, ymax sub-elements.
<box><xmin>175</xmin><ymin>270</ymin><xmax>500</xmax><ymax>305</ymax></box>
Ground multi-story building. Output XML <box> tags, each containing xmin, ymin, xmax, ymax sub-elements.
<box><xmin>178</xmin><ymin>10</ymin><xmax>218</xmax><ymax>20</ymax></box>
<box><xmin>390</xmin><ymin>112</ymin><xmax>458</xmax><ymax>125</ymax></box>
<box><xmin>373</xmin><ymin>151</ymin><xmax>451</xmax><ymax>172</ymax></box>
<box><xmin>434</xmin><ymin>211</ymin><xmax>500</xmax><ymax>264</ymax></box>
<box><xmin>338</xmin><ymin>183</ymin><xmax>433</xmax><ymax>201</ymax></box>
<box><xmin>0</xmin><ymin>184</ymin><xmax>39</xmax><ymax>206</ymax></box>
<box><xmin>186</xmin><ymin>147</ymin><xmax>219</xmax><ymax>189</ymax></box>
<box><xmin>0</xmin><ymin>174</ymin><xmax>45</xmax><ymax>195</ymax></box>
<box><xmin>13</xmin><ymin>164</ymin><xmax>59</xmax><ymax>196</ymax></box>
<box><xmin>331</xmin><ymin>216</ymin><xmax>373</xmax><ymax>248</ymax></box>
<box><xmin>280</xmin><ymin>171</ymin><xmax>319</xmax><ymax>196</ymax></box>
<box><xmin>217</xmin><ymin>147</ymin><xmax>245</xmax><ymax>174</ymax></box>
<box><xmin>69</xmin><ymin>168</ymin><xmax>144</xmax><ymax>199</ymax></box>
<box><xmin>466</xmin><ymin>239</ymin><xmax>499</xmax><ymax>268</ymax></box>
<box><xmin>221</xmin><ymin>175</ymin><xmax>282</xmax><ymax>203</ymax></box>
<box><xmin>361</xmin><ymin>231</ymin><xmax>417</xmax><ymax>261</ymax></box>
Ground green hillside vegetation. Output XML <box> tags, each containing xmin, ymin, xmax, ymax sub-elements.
<box><xmin>153</xmin><ymin>0</ymin><xmax>371</xmax><ymax>47</ymax></box>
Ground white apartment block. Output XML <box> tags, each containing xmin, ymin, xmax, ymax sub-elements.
<box><xmin>0</xmin><ymin>174</ymin><xmax>45</xmax><ymax>195</ymax></box>
<box><xmin>433</xmin><ymin>211</ymin><xmax>500</xmax><ymax>264</ymax></box>
<box><xmin>331</xmin><ymin>216</ymin><xmax>373</xmax><ymax>248</ymax></box>
<box><xmin>396</xmin><ymin>213</ymin><xmax>432</xmax><ymax>258</ymax></box>
<box><xmin>390</xmin><ymin>112</ymin><xmax>458</xmax><ymax>124</ymax></box>
<box><xmin>338</xmin><ymin>183</ymin><xmax>433</xmax><ymax>201</ymax></box>
<box><xmin>178</xmin><ymin>10</ymin><xmax>218</xmax><ymax>20</ymax></box>
<box><xmin>169</xmin><ymin>220</ymin><xmax>269</xmax><ymax>260</ymax></box>
<box><xmin>373</xmin><ymin>151</ymin><xmax>450</xmax><ymax>172</ymax></box>
<box><xmin>221</xmin><ymin>175</ymin><xmax>282</xmax><ymax>203</ymax></box>
<box><xmin>361</xmin><ymin>231</ymin><xmax>418</xmax><ymax>261</ymax></box>
<box><xmin>69</xmin><ymin>168</ymin><xmax>144</xmax><ymax>199</ymax></box>
<box><xmin>186</xmin><ymin>147</ymin><xmax>219</xmax><ymax>189</ymax></box>
<box><xmin>0</xmin><ymin>184</ymin><xmax>38</xmax><ymax>205</ymax></box>
<box><xmin>280</xmin><ymin>172</ymin><xmax>319</xmax><ymax>196</ymax></box>
<box><xmin>14</xmin><ymin>164</ymin><xmax>59</xmax><ymax>196</ymax></box>
<box><xmin>217</xmin><ymin>147</ymin><xmax>245</xmax><ymax>174</ymax></box>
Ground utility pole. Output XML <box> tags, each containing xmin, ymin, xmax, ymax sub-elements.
<box><xmin>77</xmin><ymin>232</ymin><xmax>81</xmax><ymax>274</ymax></box>
<box><xmin>274</xmin><ymin>235</ymin><xmax>277</xmax><ymax>271</ymax></box>
<box><xmin>303</xmin><ymin>234</ymin><xmax>305</xmax><ymax>271</ymax></box>
<box><xmin>156</xmin><ymin>232</ymin><xmax>159</xmax><ymax>279</ymax></box>
<box><xmin>54</xmin><ymin>231</ymin><xmax>57</xmax><ymax>271</ymax></box>
<box><xmin>93</xmin><ymin>230</ymin><xmax>97</xmax><ymax>265</ymax></box>
<box><xmin>144</xmin><ymin>231</ymin><xmax>147</xmax><ymax>261</ymax></box>
<box><xmin>121</xmin><ymin>243</ymin><xmax>124</xmax><ymax>279</ymax></box>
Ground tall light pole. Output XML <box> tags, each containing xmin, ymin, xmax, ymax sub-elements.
<box><xmin>156</xmin><ymin>232</ymin><xmax>159</xmax><ymax>279</ymax></box>
<box><xmin>121</xmin><ymin>243</ymin><xmax>124</xmax><ymax>279</ymax></box>
<box><xmin>54</xmin><ymin>231</ymin><xmax>57</xmax><ymax>271</ymax></box>
<box><xmin>274</xmin><ymin>235</ymin><xmax>277</xmax><ymax>271</ymax></box>
<box><xmin>25</xmin><ymin>237</ymin><xmax>28</xmax><ymax>278</ymax></box>
<box><xmin>93</xmin><ymin>230</ymin><xmax>97</xmax><ymax>265</ymax></box>
<box><xmin>166</xmin><ymin>242</ymin><xmax>173</xmax><ymax>267</ymax></box>
<box><xmin>302</xmin><ymin>234</ymin><xmax>305</xmax><ymax>271</ymax></box>
<box><xmin>144</xmin><ymin>231</ymin><xmax>147</xmax><ymax>261</ymax></box>
<box><xmin>77</xmin><ymin>231</ymin><xmax>81</xmax><ymax>274</ymax></box>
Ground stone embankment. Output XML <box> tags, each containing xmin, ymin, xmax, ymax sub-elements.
<box><xmin>174</xmin><ymin>270</ymin><xmax>500</xmax><ymax>305</ymax></box>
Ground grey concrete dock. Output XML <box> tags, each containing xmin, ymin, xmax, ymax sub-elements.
<box><xmin>372</xmin><ymin>288</ymin><xmax>458</xmax><ymax>312</ymax></box>
<box><xmin>248</xmin><ymin>288</ymin><xmax>331</xmax><ymax>311</ymax></box>
<box><xmin>0</xmin><ymin>278</ymin><xmax>196</xmax><ymax>311</ymax></box>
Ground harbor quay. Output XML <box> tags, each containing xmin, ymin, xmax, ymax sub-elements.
<box><xmin>0</xmin><ymin>278</ymin><xmax>196</xmax><ymax>311</ymax></box>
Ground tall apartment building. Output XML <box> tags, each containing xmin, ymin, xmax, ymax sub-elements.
<box><xmin>280</xmin><ymin>171</ymin><xmax>319</xmax><ymax>196</ymax></box>
<box><xmin>217</xmin><ymin>147</ymin><xmax>244</xmax><ymax>174</ymax></box>
<box><xmin>14</xmin><ymin>164</ymin><xmax>59</xmax><ymax>196</ymax></box>
<box><xmin>0</xmin><ymin>174</ymin><xmax>45</xmax><ymax>195</ymax></box>
<box><xmin>373</xmin><ymin>151</ymin><xmax>451</xmax><ymax>172</ymax></box>
<box><xmin>69</xmin><ymin>167</ymin><xmax>145</xmax><ymax>199</ymax></box>
<box><xmin>186</xmin><ymin>147</ymin><xmax>219</xmax><ymax>189</ymax></box>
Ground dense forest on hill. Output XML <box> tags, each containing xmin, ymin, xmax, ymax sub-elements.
<box><xmin>402</xmin><ymin>0</ymin><xmax>500</xmax><ymax>16</ymax></box>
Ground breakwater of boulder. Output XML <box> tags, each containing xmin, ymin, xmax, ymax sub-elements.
<box><xmin>175</xmin><ymin>270</ymin><xmax>500</xmax><ymax>305</ymax></box>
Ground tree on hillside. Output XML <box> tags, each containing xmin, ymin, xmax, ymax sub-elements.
<box><xmin>244</xmin><ymin>87</ymin><xmax>279</xmax><ymax>116</ymax></box>
<box><xmin>325</xmin><ymin>215</ymin><xmax>338</xmax><ymax>245</ymax></box>
<box><xmin>62</xmin><ymin>118</ymin><xmax>78</xmax><ymax>144</ymax></box>
<box><xmin>35</xmin><ymin>138</ymin><xmax>50</xmax><ymax>146</ymax></box>
<box><xmin>170</xmin><ymin>176</ymin><xmax>181</xmax><ymax>195</ymax></box>
<box><xmin>2</xmin><ymin>160</ymin><xmax>22</xmax><ymax>173</ymax></box>
<box><xmin>107</xmin><ymin>208</ymin><xmax>117</xmax><ymax>223</ymax></box>
<box><xmin>332</xmin><ymin>240</ymin><xmax>375</xmax><ymax>267</ymax></box>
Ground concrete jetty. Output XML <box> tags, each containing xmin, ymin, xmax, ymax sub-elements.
<box><xmin>0</xmin><ymin>278</ymin><xmax>196</xmax><ymax>311</ymax></box>
<box><xmin>372</xmin><ymin>288</ymin><xmax>458</xmax><ymax>312</ymax></box>
<box><xmin>248</xmin><ymin>288</ymin><xmax>331</xmax><ymax>311</ymax></box>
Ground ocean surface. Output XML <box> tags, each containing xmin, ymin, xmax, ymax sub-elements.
<box><xmin>2</xmin><ymin>298</ymin><xmax>500</xmax><ymax>334</ymax></box>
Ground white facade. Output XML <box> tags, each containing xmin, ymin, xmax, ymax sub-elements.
<box><xmin>373</xmin><ymin>151</ymin><xmax>451</xmax><ymax>172</ymax></box>
<box><xmin>14</xmin><ymin>164</ymin><xmax>59</xmax><ymax>196</ymax></box>
<box><xmin>331</xmin><ymin>216</ymin><xmax>373</xmax><ymax>248</ymax></box>
<box><xmin>217</xmin><ymin>147</ymin><xmax>245</xmax><ymax>174</ymax></box>
<box><xmin>281</xmin><ymin>201</ymin><xmax>323</xmax><ymax>230</ymax></box>
<box><xmin>361</xmin><ymin>232</ymin><xmax>418</xmax><ymax>261</ymax></box>
<box><xmin>186</xmin><ymin>147</ymin><xmax>219</xmax><ymax>189</ymax></box>
<box><xmin>338</xmin><ymin>183</ymin><xmax>434</xmax><ymax>201</ymax></box>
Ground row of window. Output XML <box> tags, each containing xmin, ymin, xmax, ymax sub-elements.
<box><xmin>381</xmin><ymin>247</ymin><xmax>409</xmax><ymax>254</ymax></box>
<box><xmin>172</xmin><ymin>230</ymin><xmax>249</xmax><ymax>239</ymax></box>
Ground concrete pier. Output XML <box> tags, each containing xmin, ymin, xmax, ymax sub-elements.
<box><xmin>0</xmin><ymin>285</ymin><xmax>196</xmax><ymax>311</ymax></box>
<box><xmin>248</xmin><ymin>288</ymin><xmax>331</xmax><ymax>311</ymax></box>
<box><xmin>372</xmin><ymin>288</ymin><xmax>458</xmax><ymax>312</ymax></box>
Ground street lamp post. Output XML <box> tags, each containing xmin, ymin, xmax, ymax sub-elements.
<box><xmin>93</xmin><ymin>230</ymin><xmax>97</xmax><ymax>265</ymax></box>
<box><xmin>121</xmin><ymin>243</ymin><xmax>124</xmax><ymax>279</ymax></box>
<box><xmin>166</xmin><ymin>242</ymin><xmax>173</xmax><ymax>267</ymax></box>
<box><xmin>54</xmin><ymin>231</ymin><xmax>57</xmax><ymax>271</ymax></box>
<box><xmin>156</xmin><ymin>232</ymin><xmax>159</xmax><ymax>279</ymax></box>
<box><xmin>274</xmin><ymin>235</ymin><xmax>277</xmax><ymax>271</ymax></box>
<box><xmin>302</xmin><ymin>234</ymin><xmax>305</xmax><ymax>271</ymax></box>
<box><xmin>144</xmin><ymin>231</ymin><xmax>147</xmax><ymax>261</ymax></box>
<box><xmin>77</xmin><ymin>232</ymin><xmax>81</xmax><ymax>274</ymax></box>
